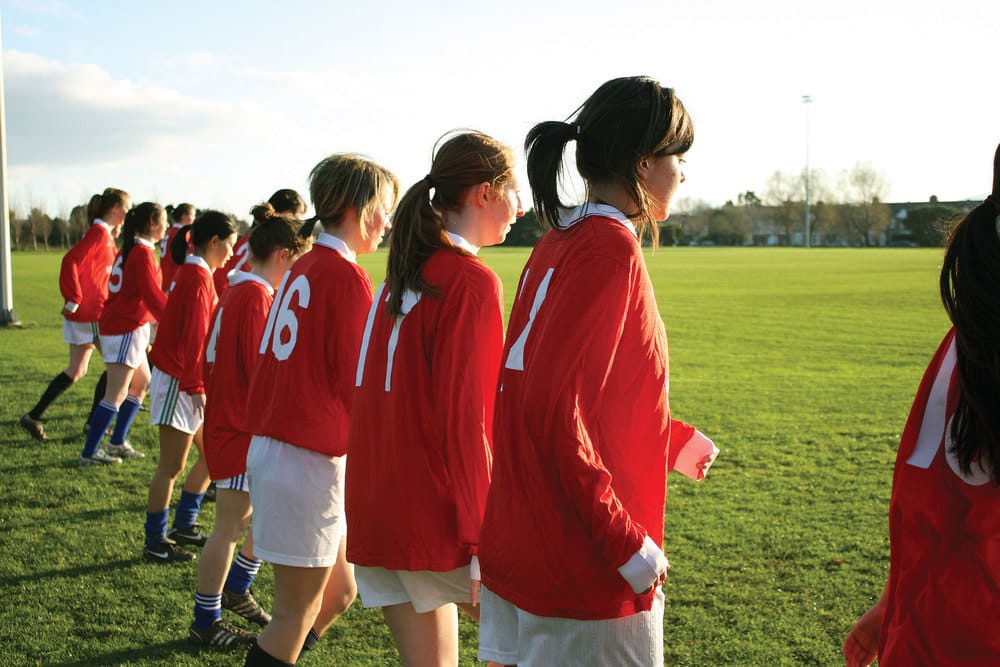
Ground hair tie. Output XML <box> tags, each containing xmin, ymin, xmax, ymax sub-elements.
<box><xmin>424</xmin><ymin>174</ymin><xmax>436</xmax><ymax>188</ymax></box>
<box><xmin>569</xmin><ymin>123</ymin><xmax>581</xmax><ymax>139</ymax></box>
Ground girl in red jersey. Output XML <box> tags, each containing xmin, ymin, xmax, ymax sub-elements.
<box><xmin>144</xmin><ymin>211</ymin><xmax>237</xmax><ymax>563</ymax></box>
<box><xmin>243</xmin><ymin>154</ymin><xmax>398</xmax><ymax>667</ymax></box>
<box><xmin>347</xmin><ymin>131</ymin><xmax>522</xmax><ymax>666</ymax></box>
<box><xmin>189</xmin><ymin>205</ymin><xmax>310</xmax><ymax>649</ymax></box>
<box><xmin>160</xmin><ymin>203</ymin><xmax>195</xmax><ymax>293</ymax></box>
<box><xmin>214</xmin><ymin>189</ymin><xmax>307</xmax><ymax>296</ymax></box>
<box><xmin>477</xmin><ymin>77</ymin><xmax>719</xmax><ymax>666</ymax></box>
<box><xmin>81</xmin><ymin>202</ymin><xmax>169</xmax><ymax>465</ymax></box>
<box><xmin>21</xmin><ymin>188</ymin><xmax>128</xmax><ymax>441</ymax></box>
<box><xmin>843</xmin><ymin>146</ymin><xmax>1000</xmax><ymax>667</ymax></box>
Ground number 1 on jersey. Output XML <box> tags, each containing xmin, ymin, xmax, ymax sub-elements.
<box><xmin>505</xmin><ymin>267</ymin><xmax>554</xmax><ymax>371</ymax></box>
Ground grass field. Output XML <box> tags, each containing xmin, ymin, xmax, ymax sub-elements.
<box><xmin>0</xmin><ymin>247</ymin><xmax>949</xmax><ymax>666</ymax></box>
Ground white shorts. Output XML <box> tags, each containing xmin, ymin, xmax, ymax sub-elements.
<box><xmin>149</xmin><ymin>366</ymin><xmax>202</xmax><ymax>434</ymax></box>
<box><xmin>246</xmin><ymin>435</ymin><xmax>346</xmax><ymax>568</ymax></box>
<box><xmin>478</xmin><ymin>586</ymin><xmax>665</xmax><ymax>666</ymax></box>
<box><xmin>355</xmin><ymin>565</ymin><xmax>472</xmax><ymax>614</ymax></box>
<box><xmin>99</xmin><ymin>323</ymin><xmax>151</xmax><ymax>368</ymax></box>
<box><xmin>216</xmin><ymin>473</ymin><xmax>249</xmax><ymax>493</ymax></box>
<box><xmin>63</xmin><ymin>319</ymin><xmax>99</xmax><ymax>346</ymax></box>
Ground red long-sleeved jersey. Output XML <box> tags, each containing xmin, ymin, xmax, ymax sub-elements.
<box><xmin>878</xmin><ymin>329</ymin><xmax>1000</xmax><ymax>665</ymax></box>
<box><xmin>202</xmin><ymin>272</ymin><xmax>274</xmax><ymax>480</ymax></box>
<box><xmin>479</xmin><ymin>206</ymin><xmax>699</xmax><ymax>620</ymax></box>
<box><xmin>159</xmin><ymin>223</ymin><xmax>185</xmax><ymax>292</ymax></box>
<box><xmin>148</xmin><ymin>256</ymin><xmax>217</xmax><ymax>394</ymax></box>
<box><xmin>246</xmin><ymin>234</ymin><xmax>373</xmax><ymax>457</ymax></box>
<box><xmin>98</xmin><ymin>240</ymin><xmax>167</xmax><ymax>335</ymax></box>
<box><xmin>346</xmin><ymin>247</ymin><xmax>504</xmax><ymax>571</ymax></box>
<box><xmin>59</xmin><ymin>220</ymin><xmax>116</xmax><ymax>323</ymax></box>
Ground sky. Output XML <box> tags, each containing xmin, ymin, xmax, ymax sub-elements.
<box><xmin>1</xmin><ymin>0</ymin><xmax>998</xmax><ymax>219</ymax></box>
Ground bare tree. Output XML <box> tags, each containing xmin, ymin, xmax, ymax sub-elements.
<box><xmin>839</xmin><ymin>162</ymin><xmax>891</xmax><ymax>246</ymax></box>
<box><xmin>764</xmin><ymin>170</ymin><xmax>802</xmax><ymax>245</ymax></box>
<box><xmin>28</xmin><ymin>207</ymin><xmax>53</xmax><ymax>251</ymax></box>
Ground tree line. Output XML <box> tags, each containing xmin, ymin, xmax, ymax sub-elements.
<box><xmin>8</xmin><ymin>162</ymin><xmax>972</xmax><ymax>251</ymax></box>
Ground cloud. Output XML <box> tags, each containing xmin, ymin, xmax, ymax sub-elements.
<box><xmin>12</xmin><ymin>26</ymin><xmax>41</xmax><ymax>37</ymax></box>
<box><xmin>3</xmin><ymin>50</ymin><xmax>239</xmax><ymax>168</ymax></box>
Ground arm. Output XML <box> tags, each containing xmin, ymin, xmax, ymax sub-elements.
<box><xmin>843</xmin><ymin>580</ymin><xmax>888</xmax><ymax>667</ymax></box>
<box><xmin>59</xmin><ymin>232</ymin><xmax>92</xmax><ymax>312</ymax></box>
<box><xmin>179</xmin><ymin>281</ymin><xmax>214</xmax><ymax>395</ymax></box>
<box><xmin>433</xmin><ymin>271</ymin><xmax>504</xmax><ymax>558</ymax></box>
<box><xmin>523</xmin><ymin>254</ymin><xmax>654</xmax><ymax>590</ymax></box>
<box><xmin>136</xmin><ymin>251</ymin><xmax>168</xmax><ymax>322</ymax></box>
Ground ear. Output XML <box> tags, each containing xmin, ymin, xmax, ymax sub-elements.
<box><xmin>636</xmin><ymin>157</ymin><xmax>652</xmax><ymax>180</ymax></box>
<box><xmin>475</xmin><ymin>182</ymin><xmax>492</xmax><ymax>207</ymax></box>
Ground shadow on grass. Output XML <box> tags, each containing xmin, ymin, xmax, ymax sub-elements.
<box><xmin>2</xmin><ymin>558</ymin><xmax>141</xmax><ymax>586</ymax></box>
<box><xmin>42</xmin><ymin>638</ymin><xmax>232</xmax><ymax>667</ymax></box>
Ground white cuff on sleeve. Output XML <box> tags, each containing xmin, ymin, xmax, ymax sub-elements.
<box><xmin>469</xmin><ymin>555</ymin><xmax>481</xmax><ymax>581</ymax></box>
<box><xmin>673</xmin><ymin>429</ymin><xmax>719</xmax><ymax>480</ymax></box>
<box><xmin>617</xmin><ymin>535</ymin><xmax>669</xmax><ymax>594</ymax></box>
<box><xmin>64</xmin><ymin>301</ymin><xmax>80</xmax><ymax>314</ymax></box>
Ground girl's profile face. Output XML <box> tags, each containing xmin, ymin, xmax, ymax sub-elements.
<box><xmin>482</xmin><ymin>179</ymin><xmax>523</xmax><ymax>247</ymax></box>
<box><xmin>147</xmin><ymin>210</ymin><xmax>168</xmax><ymax>243</ymax></box>
<box><xmin>640</xmin><ymin>153</ymin><xmax>686</xmax><ymax>222</ymax></box>
<box><xmin>205</xmin><ymin>233</ymin><xmax>236</xmax><ymax>269</ymax></box>
<box><xmin>360</xmin><ymin>194</ymin><xmax>394</xmax><ymax>255</ymax></box>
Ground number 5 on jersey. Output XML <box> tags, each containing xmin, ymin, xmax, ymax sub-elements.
<box><xmin>259</xmin><ymin>273</ymin><xmax>311</xmax><ymax>361</ymax></box>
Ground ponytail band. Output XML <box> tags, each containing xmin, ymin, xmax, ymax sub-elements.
<box><xmin>424</xmin><ymin>174</ymin><xmax>436</xmax><ymax>188</ymax></box>
<box><xmin>572</xmin><ymin>123</ymin><xmax>582</xmax><ymax>138</ymax></box>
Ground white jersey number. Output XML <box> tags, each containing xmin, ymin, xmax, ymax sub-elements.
<box><xmin>259</xmin><ymin>273</ymin><xmax>311</xmax><ymax>362</ymax></box>
<box><xmin>205</xmin><ymin>307</ymin><xmax>223</xmax><ymax>364</ymax></box>
<box><xmin>231</xmin><ymin>240</ymin><xmax>251</xmax><ymax>275</ymax></box>
<box><xmin>505</xmin><ymin>267</ymin><xmax>554</xmax><ymax>371</ymax></box>
<box><xmin>108</xmin><ymin>255</ymin><xmax>124</xmax><ymax>294</ymax></box>
<box><xmin>355</xmin><ymin>283</ymin><xmax>421</xmax><ymax>391</ymax></box>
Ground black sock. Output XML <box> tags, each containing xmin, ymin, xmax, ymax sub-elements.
<box><xmin>300</xmin><ymin>628</ymin><xmax>321</xmax><ymax>655</ymax></box>
<box><xmin>29</xmin><ymin>372</ymin><xmax>74</xmax><ymax>420</ymax></box>
<box><xmin>86</xmin><ymin>371</ymin><xmax>107</xmax><ymax>425</ymax></box>
<box><xmin>245</xmin><ymin>641</ymin><xmax>295</xmax><ymax>667</ymax></box>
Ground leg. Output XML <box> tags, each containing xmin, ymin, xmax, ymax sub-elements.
<box><xmin>172</xmin><ymin>431</ymin><xmax>211</xmax><ymax>543</ymax></box>
<box><xmin>81</xmin><ymin>362</ymin><xmax>135</xmax><ymax>460</ymax></box>
<box><xmin>312</xmin><ymin>536</ymin><xmax>357</xmax><ymax>635</ymax></box>
<box><xmin>197</xmin><ymin>488</ymin><xmax>252</xmax><ymax>597</ymax></box>
<box><xmin>256</xmin><ymin>564</ymin><xmax>331</xmax><ymax>663</ymax></box>
<box><xmin>146</xmin><ymin>425</ymin><xmax>193</xmax><ymax>535</ymax></box>
<box><xmin>23</xmin><ymin>343</ymin><xmax>94</xmax><ymax>438</ymax></box>
<box><xmin>382</xmin><ymin>602</ymin><xmax>459</xmax><ymax>667</ymax></box>
<box><xmin>223</xmin><ymin>521</ymin><xmax>271</xmax><ymax>627</ymax></box>
<box><xmin>107</xmin><ymin>359</ymin><xmax>152</xmax><ymax>455</ymax></box>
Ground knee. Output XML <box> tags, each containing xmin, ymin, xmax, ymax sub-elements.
<box><xmin>332</xmin><ymin>582</ymin><xmax>357</xmax><ymax>616</ymax></box>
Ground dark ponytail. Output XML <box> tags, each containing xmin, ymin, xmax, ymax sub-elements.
<box><xmin>386</xmin><ymin>131</ymin><xmax>514</xmax><ymax>317</ymax></box>
<box><xmin>939</xmin><ymin>143</ymin><xmax>1000</xmax><ymax>484</ymax></box>
<box><xmin>247</xmin><ymin>202</ymin><xmax>310</xmax><ymax>261</ymax></box>
<box><xmin>86</xmin><ymin>187</ymin><xmax>129</xmax><ymax>224</ymax></box>
<box><xmin>170</xmin><ymin>210</ymin><xmax>237</xmax><ymax>265</ymax></box>
<box><xmin>526</xmin><ymin>76</ymin><xmax>694</xmax><ymax>245</ymax></box>
<box><xmin>120</xmin><ymin>202</ymin><xmax>164</xmax><ymax>263</ymax></box>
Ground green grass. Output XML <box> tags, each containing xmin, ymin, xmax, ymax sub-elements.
<box><xmin>0</xmin><ymin>248</ymin><xmax>948</xmax><ymax>665</ymax></box>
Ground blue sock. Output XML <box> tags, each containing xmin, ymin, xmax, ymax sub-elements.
<box><xmin>145</xmin><ymin>509</ymin><xmax>168</xmax><ymax>548</ymax></box>
<box><xmin>224</xmin><ymin>552</ymin><xmax>264</xmax><ymax>595</ymax></box>
<box><xmin>193</xmin><ymin>592</ymin><xmax>222</xmax><ymax>629</ymax></box>
<box><xmin>173</xmin><ymin>491</ymin><xmax>205</xmax><ymax>532</ymax></box>
<box><xmin>82</xmin><ymin>401</ymin><xmax>117</xmax><ymax>458</ymax></box>
<box><xmin>109</xmin><ymin>395</ymin><xmax>142</xmax><ymax>446</ymax></box>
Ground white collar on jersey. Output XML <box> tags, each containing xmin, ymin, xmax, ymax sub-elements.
<box><xmin>315</xmin><ymin>232</ymin><xmax>356</xmax><ymax>263</ymax></box>
<box><xmin>171</xmin><ymin>222</ymin><xmax>184</xmax><ymax>229</ymax></box>
<box><xmin>228</xmin><ymin>270</ymin><xmax>275</xmax><ymax>295</ymax></box>
<box><xmin>557</xmin><ymin>202</ymin><xmax>638</xmax><ymax>238</ymax></box>
<box><xmin>184</xmin><ymin>254</ymin><xmax>211</xmax><ymax>272</ymax></box>
<box><xmin>135</xmin><ymin>237</ymin><xmax>156</xmax><ymax>248</ymax></box>
<box><xmin>92</xmin><ymin>218</ymin><xmax>113</xmax><ymax>233</ymax></box>
<box><xmin>446</xmin><ymin>231</ymin><xmax>479</xmax><ymax>256</ymax></box>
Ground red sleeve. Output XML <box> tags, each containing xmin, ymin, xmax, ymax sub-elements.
<box><xmin>434</xmin><ymin>270</ymin><xmax>504</xmax><ymax>556</ymax></box>
<box><xmin>180</xmin><ymin>280</ymin><xmax>215</xmax><ymax>395</ymax></box>
<box><xmin>666</xmin><ymin>419</ymin><xmax>697</xmax><ymax>472</ymax></box>
<box><xmin>59</xmin><ymin>232</ymin><xmax>94</xmax><ymax>305</ymax></box>
<box><xmin>137</xmin><ymin>252</ymin><xmax>168</xmax><ymax>322</ymax></box>
<box><xmin>524</xmin><ymin>254</ymin><xmax>647</xmax><ymax>569</ymax></box>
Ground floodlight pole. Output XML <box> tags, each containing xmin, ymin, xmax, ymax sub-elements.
<box><xmin>802</xmin><ymin>94</ymin><xmax>812</xmax><ymax>248</ymax></box>
<box><xmin>0</xmin><ymin>13</ymin><xmax>18</xmax><ymax>326</ymax></box>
